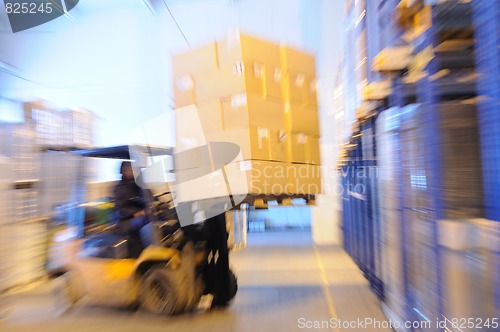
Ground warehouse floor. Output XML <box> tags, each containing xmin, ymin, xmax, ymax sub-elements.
<box><xmin>0</xmin><ymin>232</ymin><xmax>391</xmax><ymax>332</ymax></box>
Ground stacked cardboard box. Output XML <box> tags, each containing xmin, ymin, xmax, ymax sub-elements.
<box><xmin>0</xmin><ymin>103</ymin><xmax>94</xmax><ymax>292</ymax></box>
<box><xmin>24</xmin><ymin>102</ymin><xmax>94</xmax><ymax>149</ymax></box>
<box><xmin>0</xmin><ymin>220</ymin><xmax>47</xmax><ymax>292</ymax></box>
<box><xmin>172</xmin><ymin>33</ymin><xmax>321</xmax><ymax>196</ymax></box>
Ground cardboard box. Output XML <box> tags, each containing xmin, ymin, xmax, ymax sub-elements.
<box><xmin>221</xmin><ymin>94</ymin><xmax>285</xmax><ymax>130</ymax></box>
<box><xmin>206</xmin><ymin>126</ymin><xmax>270</xmax><ymax>161</ymax></box>
<box><xmin>192</xmin><ymin>66</ymin><xmax>244</xmax><ymax>104</ymax></box>
<box><xmin>172</xmin><ymin>43</ymin><xmax>219</xmax><ymax>77</ymax></box>
<box><xmin>173</xmin><ymin>167</ymin><xmax>233</xmax><ymax>203</ymax></box>
<box><xmin>244</xmin><ymin>61</ymin><xmax>266</xmax><ymax>96</ymax></box>
<box><xmin>287</xmin><ymin>164</ymin><xmax>321</xmax><ymax>194</ymax></box>
<box><xmin>207</xmin><ymin>126</ymin><xmax>288</xmax><ymax>163</ymax></box>
<box><xmin>280</xmin><ymin>46</ymin><xmax>316</xmax><ymax>76</ymax></box>
<box><xmin>173</xmin><ymin>74</ymin><xmax>196</xmax><ymax>108</ymax></box>
<box><xmin>217</xmin><ymin>33</ymin><xmax>281</xmax><ymax>69</ymax></box>
<box><xmin>196</xmin><ymin>62</ymin><xmax>266</xmax><ymax>103</ymax></box>
<box><xmin>286</xmin><ymin>133</ymin><xmax>320</xmax><ymax>165</ymax></box>
<box><xmin>268</xmin><ymin>129</ymin><xmax>288</xmax><ymax>162</ymax></box>
<box><xmin>175</xmin><ymin>105</ymin><xmax>207</xmax><ymax>152</ymax></box>
<box><xmin>175</xmin><ymin>105</ymin><xmax>209</xmax><ymax>170</ymax></box>
<box><xmin>282</xmin><ymin>70</ymin><xmax>307</xmax><ymax>105</ymax></box>
<box><xmin>305</xmin><ymin>76</ymin><xmax>318</xmax><ymax>107</ymax></box>
<box><xmin>225</xmin><ymin>160</ymin><xmax>289</xmax><ymax>195</ymax></box>
<box><xmin>288</xmin><ymin>133</ymin><xmax>308</xmax><ymax>164</ymax></box>
<box><xmin>196</xmin><ymin>100</ymin><xmax>224</xmax><ymax>135</ymax></box>
<box><xmin>285</xmin><ymin>104</ymin><xmax>320</xmax><ymax>136</ymax></box>
<box><xmin>173</xmin><ymin>144</ymin><xmax>212</xmax><ymax>171</ymax></box>
<box><xmin>305</xmin><ymin>136</ymin><xmax>321</xmax><ymax>165</ymax></box>
<box><xmin>264</xmin><ymin>66</ymin><xmax>283</xmax><ymax>100</ymax></box>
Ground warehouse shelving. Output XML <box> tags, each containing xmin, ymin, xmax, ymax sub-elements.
<box><xmin>0</xmin><ymin>101</ymin><xmax>94</xmax><ymax>293</ymax></box>
<box><xmin>472</xmin><ymin>0</ymin><xmax>500</xmax><ymax>222</ymax></box>
<box><xmin>472</xmin><ymin>0</ymin><xmax>500</xmax><ymax>316</ymax></box>
<box><xmin>340</xmin><ymin>0</ymin><xmax>500</xmax><ymax>330</ymax></box>
<box><xmin>341</xmin><ymin>112</ymin><xmax>386</xmax><ymax>301</ymax></box>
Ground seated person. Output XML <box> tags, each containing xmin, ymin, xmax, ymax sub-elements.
<box><xmin>114</xmin><ymin>161</ymin><xmax>154</xmax><ymax>257</ymax></box>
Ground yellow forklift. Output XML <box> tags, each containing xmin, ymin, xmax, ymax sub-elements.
<box><xmin>46</xmin><ymin>145</ymin><xmax>237</xmax><ymax>315</ymax></box>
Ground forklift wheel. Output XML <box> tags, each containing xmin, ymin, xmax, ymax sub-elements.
<box><xmin>211</xmin><ymin>269</ymin><xmax>238</xmax><ymax>308</ymax></box>
<box><xmin>225</xmin><ymin>269</ymin><xmax>238</xmax><ymax>305</ymax></box>
<box><xmin>140</xmin><ymin>266</ymin><xmax>189</xmax><ymax>316</ymax></box>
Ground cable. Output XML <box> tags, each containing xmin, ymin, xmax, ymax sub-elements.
<box><xmin>162</xmin><ymin>0</ymin><xmax>191</xmax><ymax>49</ymax></box>
<box><xmin>0</xmin><ymin>61</ymin><xmax>39</xmax><ymax>85</ymax></box>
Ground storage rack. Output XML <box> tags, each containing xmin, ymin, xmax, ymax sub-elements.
<box><xmin>341</xmin><ymin>114</ymin><xmax>385</xmax><ymax>301</ymax></box>
<box><xmin>412</xmin><ymin>2</ymin><xmax>480</xmax><ymax>326</ymax></box>
<box><xmin>0</xmin><ymin>101</ymin><xmax>94</xmax><ymax>293</ymax></box>
<box><xmin>472</xmin><ymin>0</ymin><xmax>500</xmax><ymax>316</ymax></box>
<box><xmin>340</xmin><ymin>0</ymin><xmax>500</xmax><ymax>330</ymax></box>
<box><xmin>472</xmin><ymin>0</ymin><xmax>500</xmax><ymax>222</ymax></box>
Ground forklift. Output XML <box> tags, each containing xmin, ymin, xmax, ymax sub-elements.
<box><xmin>46</xmin><ymin>145</ymin><xmax>237</xmax><ymax>315</ymax></box>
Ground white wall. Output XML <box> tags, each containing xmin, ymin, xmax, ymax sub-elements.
<box><xmin>312</xmin><ymin>0</ymin><xmax>346</xmax><ymax>245</ymax></box>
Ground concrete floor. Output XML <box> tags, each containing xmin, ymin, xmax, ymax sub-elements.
<box><xmin>0</xmin><ymin>231</ymin><xmax>391</xmax><ymax>332</ymax></box>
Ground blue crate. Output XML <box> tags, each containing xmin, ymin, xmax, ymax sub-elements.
<box><xmin>414</xmin><ymin>74</ymin><xmax>451</xmax><ymax>329</ymax></box>
<box><xmin>340</xmin><ymin>120</ymin><xmax>386</xmax><ymax>297</ymax></box>
<box><xmin>473</xmin><ymin>1</ymin><xmax>500</xmax><ymax>316</ymax></box>
<box><xmin>377</xmin><ymin>106</ymin><xmax>414</xmax><ymax>326</ymax></box>
<box><xmin>473</xmin><ymin>0</ymin><xmax>500</xmax><ymax>222</ymax></box>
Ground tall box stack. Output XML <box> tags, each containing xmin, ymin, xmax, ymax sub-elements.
<box><xmin>172</xmin><ymin>33</ymin><xmax>321</xmax><ymax>196</ymax></box>
<box><xmin>0</xmin><ymin>102</ymin><xmax>94</xmax><ymax>292</ymax></box>
<box><xmin>9</xmin><ymin>123</ymin><xmax>40</xmax><ymax>222</ymax></box>
<box><xmin>24</xmin><ymin>102</ymin><xmax>94</xmax><ymax>149</ymax></box>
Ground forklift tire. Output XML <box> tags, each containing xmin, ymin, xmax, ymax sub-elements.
<box><xmin>226</xmin><ymin>269</ymin><xmax>238</xmax><ymax>305</ymax></box>
<box><xmin>140</xmin><ymin>266</ymin><xmax>190</xmax><ymax>316</ymax></box>
<box><xmin>211</xmin><ymin>269</ymin><xmax>238</xmax><ymax>308</ymax></box>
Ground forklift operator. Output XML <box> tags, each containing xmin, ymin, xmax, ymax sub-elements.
<box><xmin>114</xmin><ymin>161</ymin><xmax>153</xmax><ymax>257</ymax></box>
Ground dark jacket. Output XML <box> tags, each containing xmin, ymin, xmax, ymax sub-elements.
<box><xmin>114</xmin><ymin>179</ymin><xmax>145</xmax><ymax>232</ymax></box>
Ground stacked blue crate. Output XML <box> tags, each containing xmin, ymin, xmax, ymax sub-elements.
<box><xmin>376</xmin><ymin>105</ymin><xmax>410</xmax><ymax>326</ymax></box>
<box><xmin>341</xmin><ymin>145</ymin><xmax>353</xmax><ymax>259</ymax></box>
<box><xmin>386</xmin><ymin>81</ymin><xmax>419</xmax><ymax>327</ymax></box>
<box><xmin>340</xmin><ymin>163</ymin><xmax>350</xmax><ymax>256</ymax></box>
<box><xmin>412</xmin><ymin>2</ymin><xmax>484</xmax><ymax>329</ymax></box>
<box><xmin>361</xmin><ymin>117</ymin><xmax>385</xmax><ymax>300</ymax></box>
<box><xmin>339</xmin><ymin>0</ymin><xmax>399</xmax><ymax>303</ymax></box>
<box><xmin>341</xmin><ymin>122</ymin><xmax>384</xmax><ymax>293</ymax></box>
<box><xmin>354</xmin><ymin>126</ymin><xmax>369</xmax><ymax>278</ymax></box>
<box><xmin>343</xmin><ymin>147</ymin><xmax>359</xmax><ymax>264</ymax></box>
<box><xmin>472</xmin><ymin>0</ymin><xmax>500</xmax><ymax>316</ymax></box>
<box><xmin>347</xmin><ymin>135</ymin><xmax>363</xmax><ymax>267</ymax></box>
<box><xmin>373</xmin><ymin>0</ymin><xmax>414</xmax><ymax>322</ymax></box>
